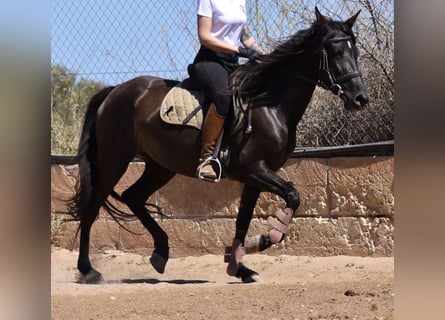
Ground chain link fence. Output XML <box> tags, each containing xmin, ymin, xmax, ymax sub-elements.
<box><xmin>51</xmin><ymin>0</ymin><xmax>393</xmax><ymax>150</ymax></box>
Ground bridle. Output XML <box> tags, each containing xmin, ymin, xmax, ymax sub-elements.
<box><xmin>294</xmin><ymin>35</ymin><xmax>363</xmax><ymax>96</ymax></box>
<box><xmin>318</xmin><ymin>36</ymin><xmax>362</xmax><ymax>95</ymax></box>
<box><xmin>237</xmin><ymin>34</ymin><xmax>364</xmax><ymax>135</ymax></box>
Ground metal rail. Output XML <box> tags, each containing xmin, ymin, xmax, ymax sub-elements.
<box><xmin>51</xmin><ymin>140</ymin><xmax>394</xmax><ymax>165</ymax></box>
<box><xmin>291</xmin><ymin>140</ymin><xmax>394</xmax><ymax>158</ymax></box>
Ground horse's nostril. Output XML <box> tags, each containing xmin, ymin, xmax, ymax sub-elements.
<box><xmin>354</xmin><ymin>93</ymin><xmax>369</xmax><ymax>107</ymax></box>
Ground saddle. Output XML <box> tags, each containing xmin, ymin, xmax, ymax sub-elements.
<box><xmin>160</xmin><ymin>78</ymin><xmax>246</xmax><ymax>133</ymax></box>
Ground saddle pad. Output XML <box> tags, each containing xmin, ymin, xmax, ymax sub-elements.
<box><xmin>160</xmin><ymin>85</ymin><xmax>206</xmax><ymax>130</ymax></box>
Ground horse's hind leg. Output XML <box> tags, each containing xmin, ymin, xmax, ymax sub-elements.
<box><xmin>121</xmin><ymin>160</ymin><xmax>175</xmax><ymax>274</ymax></box>
<box><xmin>78</xmin><ymin>205</ymin><xmax>104</xmax><ymax>283</ymax></box>
<box><xmin>77</xmin><ymin>155</ymin><xmax>131</xmax><ymax>283</ymax></box>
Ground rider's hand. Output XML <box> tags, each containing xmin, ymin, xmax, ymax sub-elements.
<box><xmin>237</xmin><ymin>47</ymin><xmax>260</xmax><ymax>60</ymax></box>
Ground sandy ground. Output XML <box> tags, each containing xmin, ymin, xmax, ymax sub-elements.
<box><xmin>51</xmin><ymin>247</ymin><xmax>394</xmax><ymax>320</ymax></box>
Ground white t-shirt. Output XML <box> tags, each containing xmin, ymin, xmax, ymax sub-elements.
<box><xmin>197</xmin><ymin>0</ymin><xmax>247</xmax><ymax>47</ymax></box>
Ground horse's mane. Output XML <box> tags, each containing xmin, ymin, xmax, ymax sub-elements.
<box><xmin>232</xmin><ymin>18</ymin><xmax>355</xmax><ymax>108</ymax></box>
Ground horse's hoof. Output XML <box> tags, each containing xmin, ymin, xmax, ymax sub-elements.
<box><xmin>236</xmin><ymin>262</ymin><xmax>262</xmax><ymax>283</ymax></box>
<box><xmin>80</xmin><ymin>269</ymin><xmax>104</xmax><ymax>284</ymax></box>
<box><xmin>150</xmin><ymin>252</ymin><xmax>168</xmax><ymax>274</ymax></box>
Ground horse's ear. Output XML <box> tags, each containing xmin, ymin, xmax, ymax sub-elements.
<box><xmin>345</xmin><ymin>10</ymin><xmax>361</xmax><ymax>28</ymax></box>
<box><xmin>315</xmin><ymin>6</ymin><xmax>328</xmax><ymax>24</ymax></box>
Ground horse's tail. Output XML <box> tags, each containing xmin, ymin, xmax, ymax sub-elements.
<box><xmin>67</xmin><ymin>86</ymin><xmax>116</xmax><ymax>221</ymax></box>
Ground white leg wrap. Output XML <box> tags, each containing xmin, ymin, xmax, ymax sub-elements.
<box><xmin>225</xmin><ymin>239</ymin><xmax>246</xmax><ymax>277</ymax></box>
<box><xmin>245</xmin><ymin>235</ymin><xmax>261</xmax><ymax>254</ymax></box>
<box><xmin>268</xmin><ymin>207</ymin><xmax>294</xmax><ymax>244</ymax></box>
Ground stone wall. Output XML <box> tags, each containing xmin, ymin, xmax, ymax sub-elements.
<box><xmin>51</xmin><ymin>157</ymin><xmax>394</xmax><ymax>257</ymax></box>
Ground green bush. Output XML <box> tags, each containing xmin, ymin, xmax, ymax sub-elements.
<box><xmin>51</xmin><ymin>65</ymin><xmax>106</xmax><ymax>154</ymax></box>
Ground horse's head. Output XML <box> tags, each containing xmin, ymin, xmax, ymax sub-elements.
<box><xmin>314</xmin><ymin>7</ymin><xmax>369</xmax><ymax>110</ymax></box>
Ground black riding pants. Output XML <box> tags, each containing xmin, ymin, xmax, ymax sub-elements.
<box><xmin>189</xmin><ymin>47</ymin><xmax>238</xmax><ymax>118</ymax></box>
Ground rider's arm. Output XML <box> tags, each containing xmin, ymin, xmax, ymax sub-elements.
<box><xmin>197</xmin><ymin>15</ymin><xmax>240</xmax><ymax>55</ymax></box>
<box><xmin>240</xmin><ymin>24</ymin><xmax>265</xmax><ymax>54</ymax></box>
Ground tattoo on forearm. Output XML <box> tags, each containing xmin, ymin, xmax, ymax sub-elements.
<box><xmin>242</xmin><ymin>25</ymin><xmax>265</xmax><ymax>54</ymax></box>
<box><xmin>241</xmin><ymin>25</ymin><xmax>252</xmax><ymax>43</ymax></box>
<box><xmin>249</xmin><ymin>41</ymin><xmax>265</xmax><ymax>54</ymax></box>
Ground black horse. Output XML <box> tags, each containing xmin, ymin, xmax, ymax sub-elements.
<box><xmin>68</xmin><ymin>7</ymin><xmax>369</xmax><ymax>283</ymax></box>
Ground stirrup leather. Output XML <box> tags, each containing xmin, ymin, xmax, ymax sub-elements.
<box><xmin>197</xmin><ymin>156</ymin><xmax>222</xmax><ymax>182</ymax></box>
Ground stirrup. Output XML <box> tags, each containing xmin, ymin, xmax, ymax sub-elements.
<box><xmin>197</xmin><ymin>156</ymin><xmax>222</xmax><ymax>182</ymax></box>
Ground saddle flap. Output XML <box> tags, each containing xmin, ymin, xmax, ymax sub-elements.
<box><xmin>160</xmin><ymin>84</ymin><xmax>206</xmax><ymax>130</ymax></box>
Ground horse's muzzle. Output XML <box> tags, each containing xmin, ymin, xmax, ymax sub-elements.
<box><xmin>354</xmin><ymin>92</ymin><xmax>369</xmax><ymax>108</ymax></box>
<box><xmin>342</xmin><ymin>91</ymin><xmax>369</xmax><ymax>110</ymax></box>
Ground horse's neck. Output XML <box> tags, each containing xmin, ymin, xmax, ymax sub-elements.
<box><xmin>280</xmin><ymin>82</ymin><xmax>317</xmax><ymax>130</ymax></box>
<box><xmin>282</xmin><ymin>55</ymin><xmax>319</xmax><ymax>128</ymax></box>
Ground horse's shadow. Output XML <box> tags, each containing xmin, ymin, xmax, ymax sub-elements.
<box><xmin>107</xmin><ymin>278</ymin><xmax>212</xmax><ymax>285</ymax></box>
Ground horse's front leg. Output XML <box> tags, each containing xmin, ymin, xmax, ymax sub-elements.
<box><xmin>225</xmin><ymin>184</ymin><xmax>261</xmax><ymax>282</ymax></box>
<box><xmin>225</xmin><ymin>162</ymin><xmax>300</xmax><ymax>282</ymax></box>
<box><xmin>242</xmin><ymin>161</ymin><xmax>300</xmax><ymax>253</ymax></box>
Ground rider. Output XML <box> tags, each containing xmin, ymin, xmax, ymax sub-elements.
<box><xmin>188</xmin><ymin>0</ymin><xmax>264</xmax><ymax>181</ymax></box>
